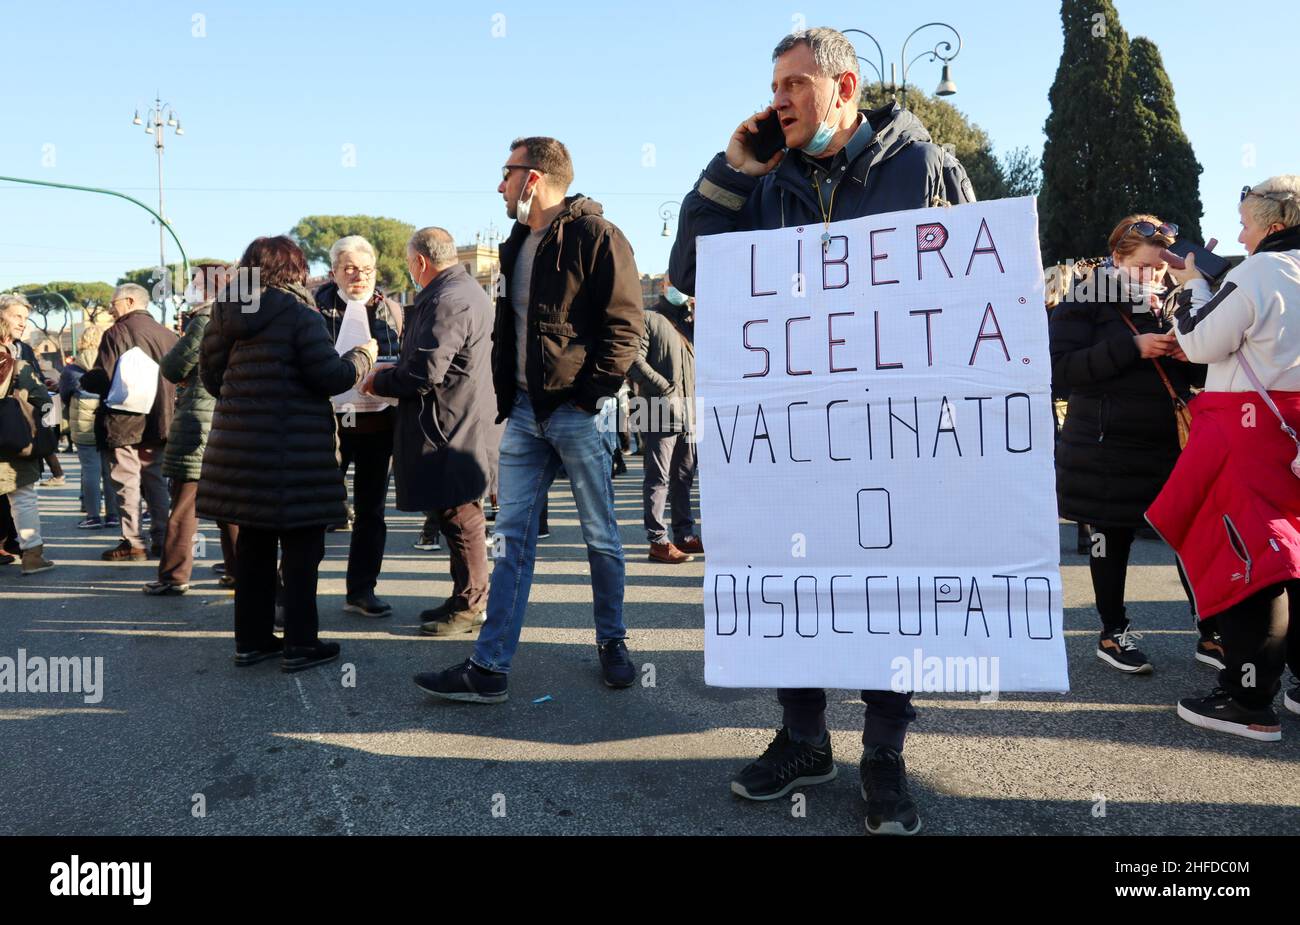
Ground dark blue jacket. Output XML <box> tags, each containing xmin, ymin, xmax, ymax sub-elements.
<box><xmin>371</xmin><ymin>264</ymin><xmax>495</xmax><ymax>512</ymax></box>
<box><xmin>669</xmin><ymin>103</ymin><xmax>976</xmax><ymax>294</ymax></box>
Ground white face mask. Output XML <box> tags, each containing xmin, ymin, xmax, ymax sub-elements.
<box><xmin>515</xmin><ymin>182</ymin><xmax>535</xmax><ymax>225</ymax></box>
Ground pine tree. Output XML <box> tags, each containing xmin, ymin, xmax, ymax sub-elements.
<box><xmin>1039</xmin><ymin>0</ymin><xmax>1134</xmax><ymax>262</ymax></box>
<box><xmin>1123</xmin><ymin>37</ymin><xmax>1204</xmax><ymax>242</ymax></box>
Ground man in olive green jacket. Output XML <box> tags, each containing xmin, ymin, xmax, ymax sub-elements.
<box><xmin>146</xmin><ymin>264</ymin><xmax>236</xmax><ymax>594</ymax></box>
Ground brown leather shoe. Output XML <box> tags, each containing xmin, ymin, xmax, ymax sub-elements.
<box><xmin>677</xmin><ymin>535</ymin><xmax>704</xmax><ymax>555</ymax></box>
<box><xmin>102</xmin><ymin>540</ymin><xmax>147</xmax><ymax>562</ymax></box>
<box><xmin>649</xmin><ymin>542</ymin><xmax>693</xmax><ymax>564</ymax></box>
<box><xmin>420</xmin><ymin>608</ymin><xmax>488</xmax><ymax>637</ymax></box>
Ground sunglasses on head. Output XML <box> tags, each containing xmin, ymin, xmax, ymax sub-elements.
<box><xmin>1125</xmin><ymin>220</ymin><xmax>1178</xmax><ymax>240</ymax></box>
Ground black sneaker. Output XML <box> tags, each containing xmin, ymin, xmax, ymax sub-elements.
<box><xmin>343</xmin><ymin>592</ymin><xmax>392</xmax><ymax>618</ymax></box>
<box><xmin>730</xmin><ymin>728</ymin><xmax>837</xmax><ymax>801</ymax></box>
<box><xmin>281</xmin><ymin>641</ymin><xmax>341</xmax><ymax>673</ymax></box>
<box><xmin>420</xmin><ymin>608</ymin><xmax>487</xmax><ymax>637</ymax></box>
<box><xmin>1177</xmin><ymin>688</ymin><xmax>1281</xmax><ymax>741</ymax></box>
<box><xmin>413</xmin><ymin>533</ymin><xmax>441</xmax><ymax>551</ymax></box>
<box><xmin>414</xmin><ymin>658</ymin><xmax>508</xmax><ymax>704</ymax></box>
<box><xmin>598</xmin><ymin>638</ymin><xmax>636</xmax><ymax>688</ymax></box>
<box><xmin>861</xmin><ymin>745</ymin><xmax>922</xmax><ymax>836</ymax></box>
<box><xmin>1195</xmin><ymin>635</ymin><xmax>1227</xmax><ymax>670</ymax></box>
<box><xmin>1285</xmin><ymin>686</ymin><xmax>1300</xmax><ymax>716</ymax></box>
<box><xmin>1096</xmin><ymin>627</ymin><xmax>1153</xmax><ymax>673</ymax></box>
<box><xmin>234</xmin><ymin>638</ymin><xmax>284</xmax><ymax>667</ymax></box>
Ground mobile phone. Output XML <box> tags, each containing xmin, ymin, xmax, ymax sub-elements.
<box><xmin>747</xmin><ymin>109</ymin><xmax>786</xmax><ymax>163</ymax></box>
<box><xmin>1163</xmin><ymin>239</ymin><xmax>1232</xmax><ymax>283</ymax></box>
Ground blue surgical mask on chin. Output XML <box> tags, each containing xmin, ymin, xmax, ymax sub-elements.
<box><xmin>801</xmin><ymin>121</ymin><xmax>836</xmax><ymax>156</ymax></box>
<box><xmin>800</xmin><ymin>79</ymin><xmax>842</xmax><ymax>156</ymax></box>
<box><xmin>408</xmin><ymin>269</ymin><xmax>422</xmax><ymax>294</ymax></box>
<box><xmin>664</xmin><ymin>286</ymin><xmax>689</xmax><ymax>306</ymax></box>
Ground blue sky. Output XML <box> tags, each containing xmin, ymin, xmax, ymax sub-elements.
<box><xmin>1</xmin><ymin>0</ymin><xmax>1295</xmax><ymax>290</ymax></box>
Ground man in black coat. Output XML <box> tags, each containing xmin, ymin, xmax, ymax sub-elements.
<box><xmin>361</xmin><ymin>227</ymin><xmax>493</xmax><ymax>635</ymax></box>
<box><xmin>314</xmin><ymin>235</ymin><xmax>404</xmax><ymax>618</ymax></box>
<box><xmin>79</xmin><ymin>283</ymin><xmax>179</xmax><ymax>561</ymax></box>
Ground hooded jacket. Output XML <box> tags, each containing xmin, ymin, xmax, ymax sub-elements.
<box><xmin>78</xmin><ymin>309</ymin><xmax>179</xmax><ymax>449</ymax></box>
<box><xmin>196</xmin><ymin>284</ymin><xmax>373</xmax><ymax>531</ymax></box>
<box><xmin>491</xmin><ymin>195</ymin><xmax>645</xmax><ymax>423</ymax></box>
<box><xmin>668</xmin><ymin>103</ymin><xmax>976</xmax><ymax>294</ymax></box>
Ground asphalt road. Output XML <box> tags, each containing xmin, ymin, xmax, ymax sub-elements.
<box><xmin>1</xmin><ymin>450</ymin><xmax>1297</xmax><ymax>836</ymax></box>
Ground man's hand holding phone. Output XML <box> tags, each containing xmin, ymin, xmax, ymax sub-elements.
<box><xmin>725</xmin><ymin>107</ymin><xmax>786</xmax><ymax>177</ymax></box>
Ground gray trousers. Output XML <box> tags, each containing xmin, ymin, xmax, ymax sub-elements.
<box><xmin>642</xmin><ymin>430</ymin><xmax>697</xmax><ymax>544</ymax></box>
<box><xmin>110</xmin><ymin>444</ymin><xmax>168</xmax><ymax>549</ymax></box>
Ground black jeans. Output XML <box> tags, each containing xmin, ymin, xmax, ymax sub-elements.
<box><xmin>1217</xmin><ymin>579</ymin><xmax>1300</xmax><ymax>709</ymax></box>
<box><xmin>1087</xmin><ymin>524</ymin><xmax>1211</xmax><ymax>636</ymax></box>
<box><xmin>778</xmin><ymin>688</ymin><xmax>916</xmax><ymax>752</ymax></box>
<box><xmin>235</xmin><ymin>526</ymin><xmax>325</xmax><ymax>650</ymax></box>
<box><xmin>338</xmin><ymin>426</ymin><xmax>393</xmax><ymax>598</ymax></box>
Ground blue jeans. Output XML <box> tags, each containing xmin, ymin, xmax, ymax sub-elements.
<box><xmin>473</xmin><ymin>392</ymin><xmax>626</xmax><ymax>673</ymax></box>
<box><xmin>76</xmin><ymin>443</ymin><xmax>119</xmax><ymax>519</ymax></box>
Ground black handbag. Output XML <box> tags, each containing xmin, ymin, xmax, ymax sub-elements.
<box><xmin>0</xmin><ymin>365</ymin><xmax>46</xmax><ymax>456</ymax></box>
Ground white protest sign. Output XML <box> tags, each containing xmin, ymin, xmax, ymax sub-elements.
<box><xmin>332</xmin><ymin>300</ymin><xmax>396</xmax><ymax>412</ymax></box>
<box><xmin>695</xmin><ymin>197</ymin><xmax>1067</xmax><ymax>694</ymax></box>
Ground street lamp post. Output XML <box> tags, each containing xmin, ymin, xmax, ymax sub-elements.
<box><xmin>132</xmin><ymin>95</ymin><xmax>184</xmax><ymax>306</ymax></box>
<box><xmin>659</xmin><ymin>201</ymin><xmax>680</xmax><ymax>237</ymax></box>
<box><xmin>842</xmin><ymin>23</ymin><xmax>962</xmax><ymax>109</ymax></box>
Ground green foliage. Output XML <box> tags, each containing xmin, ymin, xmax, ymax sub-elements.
<box><xmin>289</xmin><ymin>215</ymin><xmax>416</xmax><ymax>294</ymax></box>
<box><xmin>15</xmin><ymin>281</ymin><xmax>117</xmax><ymax>334</ymax></box>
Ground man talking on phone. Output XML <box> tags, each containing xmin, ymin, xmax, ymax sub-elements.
<box><xmin>669</xmin><ymin>27</ymin><xmax>976</xmax><ymax>836</ymax></box>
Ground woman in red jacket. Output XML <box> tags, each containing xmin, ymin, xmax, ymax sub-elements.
<box><xmin>1151</xmin><ymin>175</ymin><xmax>1300</xmax><ymax>741</ymax></box>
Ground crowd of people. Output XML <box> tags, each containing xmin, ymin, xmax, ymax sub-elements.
<box><xmin>2</xmin><ymin>26</ymin><xmax>1299</xmax><ymax>837</ymax></box>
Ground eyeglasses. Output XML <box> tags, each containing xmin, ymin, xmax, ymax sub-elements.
<box><xmin>340</xmin><ymin>265</ymin><xmax>376</xmax><ymax>278</ymax></box>
<box><xmin>501</xmin><ymin>164</ymin><xmax>543</xmax><ymax>182</ymax></box>
<box><xmin>1124</xmin><ymin>220</ymin><xmax>1178</xmax><ymax>241</ymax></box>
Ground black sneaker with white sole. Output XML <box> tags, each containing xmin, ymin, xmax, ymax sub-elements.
<box><xmin>861</xmin><ymin>745</ymin><xmax>922</xmax><ymax>836</ymax></box>
<box><xmin>1177</xmin><ymin>688</ymin><xmax>1281</xmax><ymax>741</ymax></box>
<box><xmin>1097</xmin><ymin>627</ymin><xmax>1153</xmax><ymax>673</ymax></box>
<box><xmin>1195</xmin><ymin>635</ymin><xmax>1227</xmax><ymax>670</ymax></box>
<box><xmin>413</xmin><ymin>533</ymin><xmax>441</xmax><ymax>551</ymax></box>
<box><xmin>1285</xmin><ymin>686</ymin><xmax>1300</xmax><ymax>716</ymax></box>
<box><xmin>730</xmin><ymin>727</ymin><xmax>837</xmax><ymax>801</ymax></box>
<box><xmin>413</xmin><ymin>658</ymin><xmax>508</xmax><ymax>704</ymax></box>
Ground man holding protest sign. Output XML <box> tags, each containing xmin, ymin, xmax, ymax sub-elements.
<box><xmin>669</xmin><ymin>27</ymin><xmax>980</xmax><ymax>836</ymax></box>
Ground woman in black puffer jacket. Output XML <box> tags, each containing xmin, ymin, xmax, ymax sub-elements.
<box><xmin>1052</xmin><ymin>214</ymin><xmax>1210</xmax><ymax>676</ymax></box>
<box><xmin>199</xmin><ymin>236</ymin><xmax>376</xmax><ymax>672</ymax></box>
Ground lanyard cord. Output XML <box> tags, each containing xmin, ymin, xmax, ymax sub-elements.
<box><xmin>813</xmin><ymin>174</ymin><xmax>839</xmax><ymax>248</ymax></box>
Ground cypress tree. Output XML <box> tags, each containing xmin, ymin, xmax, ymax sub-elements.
<box><xmin>1123</xmin><ymin>37</ymin><xmax>1204</xmax><ymax>242</ymax></box>
<box><xmin>1039</xmin><ymin>0</ymin><xmax>1133</xmax><ymax>262</ymax></box>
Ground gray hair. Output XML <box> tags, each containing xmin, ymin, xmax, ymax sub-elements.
<box><xmin>1243</xmin><ymin>175</ymin><xmax>1300</xmax><ymax>231</ymax></box>
<box><xmin>0</xmin><ymin>292</ymin><xmax>32</xmax><ymax>315</ymax></box>
<box><xmin>408</xmin><ymin>227</ymin><xmax>458</xmax><ymax>270</ymax></box>
<box><xmin>113</xmin><ymin>283</ymin><xmax>151</xmax><ymax>311</ymax></box>
<box><xmin>328</xmin><ymin>235</ymin><xmax>378</xmax><ymax>269</ymax></box>
<box><xmin>772</xmin><ymin>27</ymin><xmax>860</xmax><ymax>85</ymax></box>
